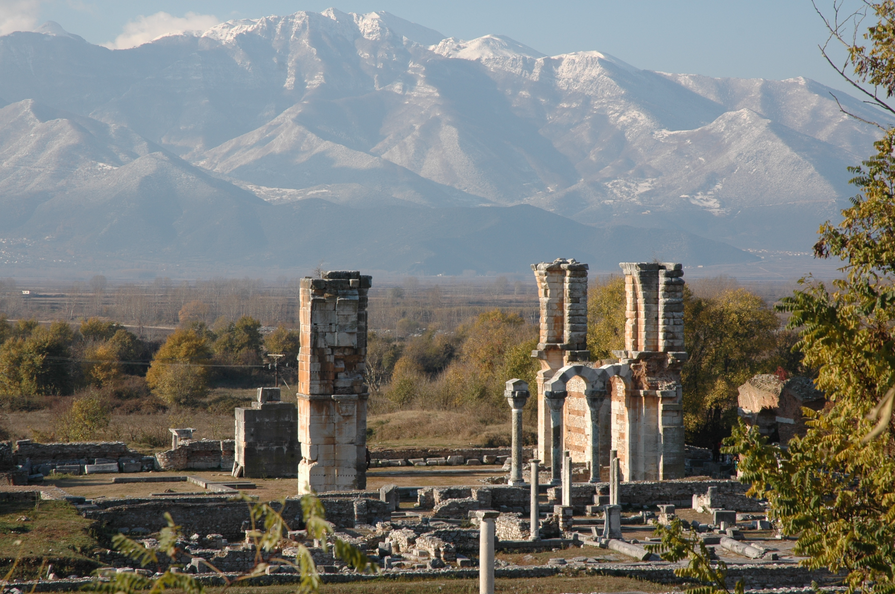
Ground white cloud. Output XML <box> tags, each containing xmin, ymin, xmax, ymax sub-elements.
<box><xmin>0</xmin><ymin>0</ymin><xmax>45</xmax><ymax>36</ymax></box>
<box><xmin>105</xmin><ymin>11</ymin><xmax>219</xmax><ymax>49</ymax></box>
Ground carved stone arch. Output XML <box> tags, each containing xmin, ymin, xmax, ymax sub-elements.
<box><xmin>545</xmin><ymin>364</ymin><xmax>607</xmax><ymax>393</ymax></box>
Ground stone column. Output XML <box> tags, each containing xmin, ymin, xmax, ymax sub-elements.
<box><xmin>609</xmin><ymin>449</ymin><xmax>620</xmax><ymax>506</ymax></box>
<box><xmin>474</xmin><ymin>510</ymin><xmax>499</xmax><ymax>594</ymax></box>
<box><xmin>505</xmin><ymin>379</ymin><xmax>530</xmax><ymax>486</ymax></box>
<box><xmin>585</xmin><ymin>388</ymin><xmax>606</xmax><ymax>483</ymax></box>
<box><xmin>544</xmin><ymin>390</ymin><xmax>567</xmax><ymax>486</ymax></box>
<box><xmin>529</xmin><ymin>459</ymin><xmax>540</xmax><ymax>541</ymax></box>
<box><xmin>561</xmin><ymin>451</ymin><xmax>572</xmax><ymax>506</ymax></box>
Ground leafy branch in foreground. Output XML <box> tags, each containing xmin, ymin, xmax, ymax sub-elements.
<box><xmin>647</xmin><ymin>518</ymin><xmax>744</xmax><ymax>594</ymax></box>
<box><xmin>726</xmin><ymin>416</ymin><xmax>895</xmax><ymax>594</ymax></box>
<box><xmin>94</xmin><ymin>494</ymin><xmax>375</xmax><ymax>594</ymax></box>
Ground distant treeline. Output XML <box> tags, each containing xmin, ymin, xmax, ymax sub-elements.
<box><xmin>0</xmin><ymin>275</ymin><xmax>538</xmax><ymax>335</ymax></box>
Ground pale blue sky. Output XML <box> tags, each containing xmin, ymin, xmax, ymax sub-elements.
<box><xmin>2</xmin><ymin>0</ymin><xmax>863</xmax><ymax>95</ymax></box>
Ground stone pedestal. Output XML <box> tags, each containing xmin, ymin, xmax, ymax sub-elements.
<box><xmin>234</xmin><ymin>387</ymin><xmax>299</xmax><ymax>478</ymax></box>
<box><xmin>603</xmin><ymin>504</ymin><xmax>622</xmax><ymax>539</ymax></box>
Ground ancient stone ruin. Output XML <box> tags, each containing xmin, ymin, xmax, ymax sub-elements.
<box><xmin>233</xmin><ymin>387</ymin><xmax>299</xmax><ymax>478</ymax></box>
<box><xmin>737</xmin><ymin>373</ymin><xmax>824</xmax><ymax>444</ymax></box>
<box><xmin>297</xmin><ymin>271</ymin><xmax>372</xmax><ymax>493</ymax></box>
<box><xmin>532</xmin><ymin>259</ymin><xmax>687</xmax><ymax>484</ymax></box>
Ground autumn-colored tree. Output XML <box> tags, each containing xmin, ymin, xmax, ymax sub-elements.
<box><xmin>145</xmin><ymin>327</ymin><xmax>212</xmax><ymax>405</ymax></box>
<box><xmin>55</xmin><ymin>391</ymin><xmax>111</xmax><ymax>442</ymax></box>
<box><xmin>264</xmin><ymin>325</ymin><xmax>301</xmax><ymax>359</ymax></box>
<box><xmin>586</xmin><ymin>275</ymin><xmax>626</xmax><ymax>360</ymax></box>
<box><xmin>365</xmin><ymin>331</ymin><xmax>402</xmax><ymax>394</ymax></box>
<box><xmin>726</xmin><ymin>4</ymin><xmax>895</xmax><ymax>591</ymax></box>
<box><xmin>445</xmin><ymin>310</ymin><xmax>537</xmax><ymax>409</ymax></box>
<box><xmin>0</xmin><ymin>321</ymin><xmax>74</xmax><ymax>397</ymax></box>
<box><xmin>177</xmin><ymin>300</ymin><xmax>210</xmax><ymax>326</ymax></box>
<box><xmin>79</xmin><ymin>317</ymin><xmax>124</xmax><ymax>342</ymax></box>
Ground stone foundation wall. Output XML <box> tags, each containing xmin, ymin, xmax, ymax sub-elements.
<box><xmin>495</xmin><ymin>513</ymin><xmax>531</xmax><ymax>540</ymax></box>
<box><xmin>83</xmin><ymin>495</ymin><xmax>387</xmax><ymax>538</ymax></box>
<box><xmin>234</xmin><ymin>402</ymin><xmax>299</xmax><ymax>478</ymax></box>
<box><xmin>14</xmin><ymin>440</ymin><xmax>142</xmax><ymax>464</ymax></box>
<box><xmin>156</xmin><ymin>440</ymin><xmax>234</xmax><ymax>471</ymax></box>
<box><xmin>598</xmin><ymin>478</ymin><xmax>757</xmax><ymax>508</ymax></box>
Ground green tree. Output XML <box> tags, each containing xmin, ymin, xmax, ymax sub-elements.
<box><xmin>586</xmin><ymin>275</ymin><xmax>626</xmax><ymax>360</ymax></box>
<box><xmin>213</xmin><ymin>316</ymin><xmax>263</xmax><ymax>365</ymax></box>
<box><xmin>146</xmin><ymin>328</ymin><xmax>212</xmax><ymax>406</ymax></box>
<box><xmin>682</xmin><ymin>288</ymin><xmax>780</xmax><ymax>446</ymax></box>
<box><xmin>728</xmin><ymin>4</ymin><xmax>895</xmax><ymax>591</ymax></box>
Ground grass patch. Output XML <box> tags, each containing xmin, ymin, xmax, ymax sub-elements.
<box><xmin>0</xmin><ymin>500</ymin><xmax>100</xmax><ymax>580</ymax></box>
<box><xmin>217</xmin><ymin>574</ymin><xmax>676</xmax><ymax>594</ymax></box>
<box><xmin>367</xmin><ymin>410</ymin><xmax>533</xmax><ymax>448</ymax></box>
<box><xmin>497</xmin><ymin>545</ymin><xmax>632</xmax><ymax>566</ymax></box>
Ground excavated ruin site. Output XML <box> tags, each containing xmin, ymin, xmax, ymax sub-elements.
<box><xmin>0</xmin><ymin>262</ymin><xmax>842</xmax><ymax>593</ymax></box>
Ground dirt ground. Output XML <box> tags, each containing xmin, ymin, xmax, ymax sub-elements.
<box><xmin>36</xmin><ymin>466</ymin><xmax>507</xmax><ymax>500</ymax></box>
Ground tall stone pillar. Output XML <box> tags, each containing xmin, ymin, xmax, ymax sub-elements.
<box><xmin>505</xmin><ymin>379</ymin><xmax>530</xmax><ymax>486</ymax></box>
<box><xmin>585</xmin><ymin>387</ymin><xmax>606</xmax><ymax>483</ymax></box>
<box><xmin>297</xmin><ymin>271</ymin><xmax>372</xmax><ymax>494</ymax></box>
<box><xmin>529</xmin><ymin>459</ymin><xmax>540</xmax><ymax>541</ymax></box>
<box><xmin>531</xmin><ymin>259</ymin><xmax>590</xmax><ymax>468</ymax></box>
<box><xmin>612</xmin><ymin>263</ymin><xmax>686</xmax><ymax>481</ymax></box>
<box><xmin>545</xmin><ymin>389</ymin><xmax>566</xmax><ymax>486</ymax></box>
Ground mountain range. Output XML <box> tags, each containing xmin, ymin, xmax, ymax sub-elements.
<box><xmin>0</xmin><ymin>10</ymin><xmax>888</xmax><ymax>277</ymax></box>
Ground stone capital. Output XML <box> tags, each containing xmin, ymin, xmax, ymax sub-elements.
<box><xmin>544</xmin><ymin>390</ymin><xmax>567</xmax><ymax>411</ymax></box>
<box><xmin>470</xmin><ymin>510</ymin><xmax>500</xmax><ymax>520</ymax></box>
<box><xmin>584</xmin><ymin>388</ymin><xmax>608</xmax><ymax>407</ymax></box>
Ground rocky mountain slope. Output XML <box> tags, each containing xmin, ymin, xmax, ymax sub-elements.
<box><xmin>0</xmin><ymin>9</ymin><xmax>887</xmax><ymax>275</ymax></box>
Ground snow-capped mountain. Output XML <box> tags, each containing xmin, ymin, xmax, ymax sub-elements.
<box><xmin>0</xmin><ymin>9</ymin><xmax>886</xmax><ymax>276</ymax></box>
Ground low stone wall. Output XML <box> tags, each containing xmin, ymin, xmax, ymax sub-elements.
<box><xmin>14</xmin><ymin>440</ymin><xmax>143</xmax><ymax>464</ymax></box>
<box><xmin>82</xmin><ymin>495</ymin><xmax>388</xmax><ymax>538</ymax></box>
<box><xmin>597</xmin><ymin>479</ymin><xmax>759</xmax><ymax>509</ymax></box>
<box><xmin>496</xmin><ymin>513</ymin><xmax>531</xmax><ymax>540</ymax></box>
<box><xmin>412</xmin><ymin>479</ymin><xmax>760</xmax><ymax>515</ymax></box>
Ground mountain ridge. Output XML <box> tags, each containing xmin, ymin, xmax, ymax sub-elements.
<box><xmin>0</xmin><ymin>9</ymin><xmax>887</xmax><ymax>277</ymax></box>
